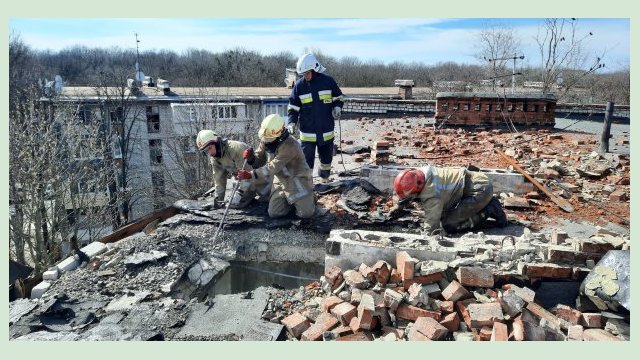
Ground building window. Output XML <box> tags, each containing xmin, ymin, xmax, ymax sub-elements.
<box><xmin>215</xmin><ymin>106</ymin><xmax>238</xmax><ymax>119</ymax></box>
<box><xmin>151</xmin><ymin>171</ymin><xmax>165</xmax><ymax>209</ymax></box>
<box><xmin>533</xmin><ymin>104</ymin><xmax>539</xmax><ymax>112</ymax></box>
<box><xmin>146</xmin><ymin>106</ymin><xmax>160</xmax><ymax>133</ymax></box>
<box><xmin>452</xmin><ymin>103</ymin><xmax>459</xmax><ymax>110</ymax></box>
<box><xmin>496</xmin><ymin>104</ymin><xmax>502</xmax><ymax>111</ymax></box>
<box><xmin>149</xmin><ymin>139</ymin><xmax>163</xmax><ymax>165</ymax></box>
<box><xmin>508</xmin><ymin>104</ymin><xmax>514</xmax><ymax>112</ymax></box>
<box><xmin>474</xmin><ymin>104</ymin><xmax>481</xmax><ymax>111</ymax></box>
<box><xmin>486</xmin><ymin>104</ymin><xmax>492</xmax><ymax>112</ymax></box>
<box><xmin>522</xmin><ymin>103</ymin><xmax>528</xmax><ymax>112</ymax></box>
<box><xmin>76</xmin><ymin>106</ymin><xmax>92</xmax><ymax>124</ymax></box>
<box><xmin>441</xmin><ymin>103</ymin><xmax>449</xmax><ymax>110</ymax></box>
<box><xmin>543</xmin><ymin>104</ymin><xmax>548</xmax><ymax>112</ymax></box>
<box><xmin>516</xmin><ymin>103</ymin><xmax>524</xmax><ymax>111</ymax></box>
<box><xmin>463</xmin><ymin>104</ymin><xmax>470</xmax><ymax>111</ymax></box>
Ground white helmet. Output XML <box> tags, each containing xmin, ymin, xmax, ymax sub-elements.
<box><xmin>259</xmin><ymin>114</ymin><xmax>285</xmax><ymax>142</ymax></box>
<box><xmin>196</xmin><ymin>129</ymin><xmax>220</xmax><ymax>151</ymax></box>
<box><xmin>296</xmin><ymin>53</ymin><xmax>326</xmax><ymax>75</ymax></box>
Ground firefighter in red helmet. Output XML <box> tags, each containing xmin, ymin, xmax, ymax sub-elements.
<box><xmin>393</xmin><ymin>165</ymin><xmax>507</xmax><ymax>235</ymax></box>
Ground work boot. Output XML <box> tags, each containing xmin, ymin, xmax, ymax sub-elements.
<box><xmin>483</xmin><ymin>196</ymin><xmax>507</xmax><ymax>227</ymax></box>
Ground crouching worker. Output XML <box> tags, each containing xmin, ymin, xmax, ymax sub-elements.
<box><xmin>392</xmin><ymin>165</ymin><xmax>507</xmax><ymax>235</ymax></box>
<box><xmin>196</xmin><ymin>129</ymin><xmax>270</xmax><ymax>209</ymax></box>
<box><xmin>240</xmin><ymin>114</ymin><xmax>316</xmax><ymax>219</ymax></box>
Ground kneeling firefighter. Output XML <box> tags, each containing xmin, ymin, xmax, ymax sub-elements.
<box><xmin>196</xmin><ymin>129</ymin><xmax>270</xmax><ymax>208</ymax></box>
<box><xmin>239</xmin><ymin>114</ymin><xmax>316</xmax><ymax>218</ymax></box>
<box><xmin>393</xmin><ymin>165</ymin><xmax>507</xmax><ymax>235</ymax></box>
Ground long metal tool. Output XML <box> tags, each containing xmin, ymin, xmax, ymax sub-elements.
<box><xmin>495</xmin><ymin>149</ymin><xmax>574</xmax><ymax>213</ymax></box>
<box><xmin>212</xmin><ymin>158</ymin><xmax>248</xmax><ymax>243</ymax></box>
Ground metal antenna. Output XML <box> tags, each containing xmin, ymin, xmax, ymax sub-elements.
<box><xmin>486</xmin><ymin>54</ymin><xmax>525</xmax><ymax>94</ymax></box>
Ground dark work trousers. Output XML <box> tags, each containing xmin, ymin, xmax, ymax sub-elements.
<box><xmin>301</xmin><ymin>140</ymin><xmax>334</xmax><ymax>179</ymax></box>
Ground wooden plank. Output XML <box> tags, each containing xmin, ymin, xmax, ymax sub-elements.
<box><xmin>98</xmin><ymin>206</ymin><xmax>179</xmax><ymax>244</ymax></box>
<box><xmin>495</xmin><ymin>149</ymin><xmax>574</xmax><ymax>212</ymax></box>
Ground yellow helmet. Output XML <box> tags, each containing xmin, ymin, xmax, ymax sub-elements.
<box><xmin>259</xmin><ymin>114</ymin><xmax>285</xmax><ymax>142</ymax></box>
<box><xmin>196</xmin><ymin>129</ymin><xmax>220</xmax><ymax>151</ymax></box>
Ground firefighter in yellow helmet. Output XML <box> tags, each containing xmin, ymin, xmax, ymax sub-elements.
<box><xmin>393</xmin><ymin>165</ymin><xmax>506</xmax><ymax>235</ymax></box>
<box><xmin>196</xmin><ymin>129</ymin><xmax>270</xmax><ymax>208</ymax></box>
<box><xmin>239</xmin><ymin>114</ymin><xmax>316</xmax><ymax>218</ymax></box>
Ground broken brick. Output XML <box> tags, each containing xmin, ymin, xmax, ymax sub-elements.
<box><xmin>526</xmin><ymin>302</ymin><xmax>567</xmax><ymax>330</ymax></box>
<box><xmin>554</xmin><ymin>304</ymin><xmax>582</xmax><ymax>325</ymax></box>
<box><xmin>438</xmin><ymin>300</ymin><xmax>455</xmax><ymax>313</ymax></box>
<box><xmin>567</xmin><ymin>324</ymin><xmax>584</xmax><ymax>340</ymax></box>
<box><xmin>581</xmin><ymin>313</ymin><xmax>603</xmax><ymax>328</ymax></box>
<box><xmin>477</xmin><ymin>326</ymin><xmax>493</xmax><ymax>341</ymax></box>
<box><xmin>413</xmin><ymin>316</ymin><xmax>449</xmax><ymax>340</ymax></box>
<box><xmin>330</xmin><ymin>302</ymin><xmax>357</xmax><ymax>326</ymax></box>
<box><xmin>358</xmin><ymin>263</ymin><xmax>377</xmax><ymax>284</ymax></box>
<box><xmin>371</xmin><ymin>260</ymin><xmax>391</xmax><ymax>286</ymax></box>
<box><xmin>456</xmin><ymin>266</ymin><xmax>494</xmax><ymax>288</ymax></box>
<box><xmin>396</xmin><ymin>304</ymin><xmax>441</xmax><ymax>322</ymax></box>
<box><xmin>510</xmin><ymin>314</ymin><xmax>524</xmax><ymax>341</ymax></box>
<box><xmin>342</xmin><ymin>269</ymin><xmax>369</xmax><ymax>289</ymax></box>
<box><xmin>583</xmin><ymin>329</ymin><xmax>623</xmax><ymax>341</ymax></box>
<box><xmin>395</xmin><ymin>251</ymin><xmax>417</xmax><ymax>281</ymax></box>
<box><xmin>406</xmin><ymin>327</ymin><xmax>432</xmax><ymax>341</ymax></box>
<box><xmin>609</xmin><ymin>189</ymin><xmax>628</xmax><ymax>202</ymax></box>
<box><xmin>281</xmin><ymin>312</ymin><xmax>311</xmax><ymax>339</ymax></box>
<box><xmin>490</xmin><ymin>322</ymin><xmax>508</xmax><ymax>341</ymax></box>
<box><xmin>356</xmin><ymin>293</ymin><xmax>377</xmax><ymax>330</ymax></box>
<box><xmin>502</xmin><ymin>284</ymin><xmax>536</xmax><ymax>303</ymax></box>
<box><xmin>526</xmin><ymin>263</ymin><xmax>573</xmax><ymax>279</ymax></box>
<box><xmin>467</xmin><ymin>302</ymin><xmax>504</xmax><ymax>328</ymax></box>
<box><xmin>439</xmin><ymin>312</ymin><xmax>460</xmax><ymax>332</ymax></box>
<box><xmin>389</xmin><ymin>268</ymin><xmax>402</xmax><ymax>284</ymax></box>
<box><xmin>301</xmin><ymin>312</ymin><xmax>339</xmax><ymax>341</ymax></box>
<box><xmin>383</xmin><ymin>288</ymin><xmax>403</xmax><ymax>312</ymax></box>
<box><xmin>442</xmin><ymin>280</ymin><xmax>472</xmax><ymax>302</ymax></box>
<box><xmin>335</xmin><ymin>332</ymin><xmax>374</xmax><ymax>341</ymax></box>
<box><xmin>321</xmin><ymin>295</ymin><xmax>343</xmax><ymax>312</ymax></box>
<box><xmin>456</xmin><ymin>298</ymin><xmax>476</xmax><ymax>329</ymax></box>
<box><xmin>324</xmin><ymin>265</ymin><xmax>344</xmax><ymax>290</ymax></box>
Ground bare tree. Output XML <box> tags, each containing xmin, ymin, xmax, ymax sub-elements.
<box><xmin>475</xmin><ymin>22</ymin><xmax>521</xmax><ymax>90</ymax></box>
<box><xmin>535</xmin><ymin>18</ymin><xmax>604</xmax><ymax>97</ymax></box>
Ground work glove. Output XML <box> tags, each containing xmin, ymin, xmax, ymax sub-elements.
<box><xmin>286</xmin><ymin>123</ymin><xmax>296</xmax><ymax>135</ymax></box>
<box><xmin>236</xmin><ymin>169</ymin><xmax>253</xmax><ymax>180</ymax></box>
<box><xmin>242</xmin><ymin>147</ymin><xmax>255</xmax><ymax>164</ymax></box>
<box><xmin>332</xmin><ymin>106</ymin><xmax>342</xmax><ymax>120</ymax></box>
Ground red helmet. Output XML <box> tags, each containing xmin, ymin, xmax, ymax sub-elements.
<box><xmin>394</xmin><ymin>169</ymin><xmax>425</xmax><ymax>200</ymax></box>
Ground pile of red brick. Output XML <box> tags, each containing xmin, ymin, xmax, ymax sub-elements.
<box><xmin>278</xmin><ymin>251</ymin><xmax>627</xmax><ymax>341</ymax></box>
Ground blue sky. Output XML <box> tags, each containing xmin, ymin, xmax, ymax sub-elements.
<box><xmin>9</xmin><ymin>18</ymin><xmax>630</xmax><ymax>71</ymax></box>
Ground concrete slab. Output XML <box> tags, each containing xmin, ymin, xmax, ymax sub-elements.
<box><xmin>9</xmin><ymin>299</ymin><xmax>38</xmax><ymax>324</ymax></box>
<box><xmin>56</xmin><ymin>256</ymin><xmax>79</xmax><ymax>272</ymax></box>
<box><xmin>30</xmin><ymin>281</ymin><xmax>51</xmax><ymax>299</ymax></box>
<box><xmin>324</xmin><ymin>229</ymin><xmax>458</xmax><ymax>272</ymax></box>
<box><xmin>104</xmin><ymin>291</ymin><xmax>151</xmax><ymax>312</ymax></box>
<box><xmin>175</xmin><ymin>286</ymin><xmax>271</xmax><ymax>340</ymax></box>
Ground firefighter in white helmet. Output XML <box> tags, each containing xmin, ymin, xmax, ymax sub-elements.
<box><xmin>392</xmin><ymin>165</ymin><xmax>507</xmax><ymax>235</ymax></box>
<box><xmin>196</xmin><ymin>129</ymin><xmax>270</xmax><ymax>208</ymax></box>
<box><xmin>287</xmin><ymin>53</ymin><xmax>344</xmax><ymax>182</ymax></box>
<box><xmin>240</xmin><ymin>114</ymin><xmax>316</xmax><ymax>218</ymax></box>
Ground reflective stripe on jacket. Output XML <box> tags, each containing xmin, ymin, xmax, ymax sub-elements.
<box><xmin>209</xmin><ymin>140</ymin><xmax>253</xmax><ymax>201</ymax></box>
<box><xmin>416</xmin><ymin>165</ymin><xmax>466</xmax><ymax>233</ymax></box>
<box><xmin>252</xmin><ymin>136</ymin><xmax>313</xmax><ymax>204</ymax></box>
<box><xmin>287</xmin><ymin>72</ymin><xmax>344</xmax><ymax>144</ymax></box>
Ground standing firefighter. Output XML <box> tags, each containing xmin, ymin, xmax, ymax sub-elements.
<box><xmin>287</xmin><ymin>53</ymin><xmax>344</xmax><ymax>181</ymax></box>
<box><xmin>241</xmin><ymin>114</ymin><xmax>316</xmax><ymax>218</ymax></box>
<box><xmin>393</xmin><ymin>165</ymin><xmax>507</xmax><ymax>235</ymax></box>
<box><xmin>196</xmin><ymin>130</ymin><xmax>270</xmax><ymax>208</ymax></box>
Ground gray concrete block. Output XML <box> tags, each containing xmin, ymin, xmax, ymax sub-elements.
<box><xmin>57</xmin><ymin>256</ymin><xmax>79</xmax><ymax>272</ymax></box>
<box><xmin>42</xmin><ymin>268</ymin><xmax>59</xmax><ymax>281</ymax></box>
<box><xmin>80</xmin><ymin>241</ymin><xmax>108</xmax><ymax>259</ymax></box>
<box><xmin>30</xmin><ymin>281</ymin><xmax>51</xmax><ymax>299</ymax></box>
